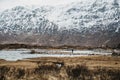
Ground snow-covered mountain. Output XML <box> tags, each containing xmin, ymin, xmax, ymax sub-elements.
<box><xmin>0</xmin><ymin>0</ymin><xmax>120</xmax><ymax>47</ymax></box>
<box><xmin>0</xmin><ymin>6</ymin><xmax>58</xmax><ymax>34</ymax></box>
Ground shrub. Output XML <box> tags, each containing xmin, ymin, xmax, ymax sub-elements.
<box><xmin>112</xmin><ymin>51</ymin><xmax>120</xmax><ymax>56</ymax></box>
<box><xmin>30</xmin><ymin>50</ymin><xmax>36</xmax><ymax>54</ymax></box>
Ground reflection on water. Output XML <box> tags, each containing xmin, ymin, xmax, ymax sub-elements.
<box><xmin>0</xmin><ymin>49</ymin><xmax>112</xmax><ymax>61</ymax></box>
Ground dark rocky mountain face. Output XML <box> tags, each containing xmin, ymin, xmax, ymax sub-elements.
<box><xmin>0</xmin><ymin>0</ymin><xmax>120</xmax><ymax>48</ymax></box>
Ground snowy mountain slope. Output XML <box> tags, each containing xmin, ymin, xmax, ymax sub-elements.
<box><xmin>0</xmin><ymin>0</ymin><xmax>120</xmax><ymax>47</ymax></box>
<box><xmin>46</xmin><ymin>0</ymin><xmax>120</xmax><ymax>30</ymax></box>
<box><xmin>0</xmin><ymin>6</ymin><xmax>58</xmax><ymax>35</ymax></box>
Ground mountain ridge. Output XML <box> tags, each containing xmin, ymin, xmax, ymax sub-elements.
<box><xmin>0</xmin><ymin>0</ymin><xmax>120</xmax><ymax>47</ymax></box>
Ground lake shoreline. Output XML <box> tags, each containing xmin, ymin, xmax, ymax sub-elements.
<box><xmin>0</xmin><ymin>48</ymin><xmax>113</xmax><ymax>61</ymax></box>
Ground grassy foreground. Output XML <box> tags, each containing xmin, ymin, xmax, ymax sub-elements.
<box><xmin>0</xmin><ymin>56</ymin><xmax>120</xmax><ymax>80</ymax></box>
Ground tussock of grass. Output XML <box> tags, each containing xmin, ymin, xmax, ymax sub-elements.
<box><xmin>94</xmin><ymin>67</ymin><xmax>120</xmax><ymax>80</ymax></box>
<box><xmin>66</xmin><ymin>65</ymin><xmax>92</xmax><ymax>80</ymax></box>
<box><xmin>35</xmin><ymin>64</ymin><xmax>61</xmax><ymax>74</ymax></box>
<box><xmin>16</xmin><ymin>68</ymin><xmax>25</xmax><ymax>79</ymax></box>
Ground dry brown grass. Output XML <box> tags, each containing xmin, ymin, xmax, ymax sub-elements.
<box><xmin>0</xmin><ymin>56</ymin><xmax>120</xmax><ymax>80</ymax></box>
